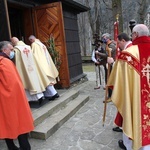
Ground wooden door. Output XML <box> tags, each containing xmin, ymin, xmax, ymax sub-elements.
<box><xmin>33</xmin><ymin>2</ymin><xmax>70</xmax><ymax>88</ymax></box>
<box><xmin>23</xmin><ymin>8</ymin><xmax>35</xmax><ymax>45</ymax></box>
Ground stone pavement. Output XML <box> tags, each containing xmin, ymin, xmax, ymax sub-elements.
<box><xmin>0</xmin><ymin>71</ymin><xmax>123</xmax><ymax>150</ymax></box>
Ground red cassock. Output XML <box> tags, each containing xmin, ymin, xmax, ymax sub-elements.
<box><xmin>0</xmin><ymin>56</ymin><xmax>34</xmax><ymax>139</ymax></box>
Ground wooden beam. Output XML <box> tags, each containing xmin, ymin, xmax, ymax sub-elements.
<box><xmin>4</xmin><ymin>0</ymin><xmax>11</xmax><ymax>39</ymax></box>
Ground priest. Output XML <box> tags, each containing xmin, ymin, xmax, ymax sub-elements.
<box><xmin>11</xmin><ymin>37</ymin><xmax>50</xmax><ymax>103</ymax></box>
<box><xmin>28</xmin><ymin>35</ymin><xmax>59</xmax><ymax>100</ymax></box>
<box><xmin>107</xmin><ymin>24</ymin><xmax>150</xmax><ymax>150</ymax></box>
<box><xmin>0</xmin><ymin>41</ymin><xmax>34</xmax><ymax>150</ymax></box>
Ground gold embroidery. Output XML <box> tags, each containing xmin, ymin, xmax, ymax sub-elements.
<box><xmin>141</xmin><ymin>57</ymin><xmax>150</xmax><ymax>88</ymax></box>
<box><xmin>141</xmin><ymin>56</ymin><xmax>150</xmax><ymax>140</ymax></box>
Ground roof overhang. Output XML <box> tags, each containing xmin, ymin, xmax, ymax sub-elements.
<box><xmin>61</xmin><ymin>0</ymin><xmax>89</xmax><ymax>13</ymax></box>
<box><xmin>7</xmin><ymin>0</ymin><xmax>89</xmax><ymax>12</ymax></box>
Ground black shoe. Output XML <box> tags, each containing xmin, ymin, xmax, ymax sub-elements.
<box><xmin>48</xmin><ymin>96</ymin><xmax>55</xmax><ymax>101</ymax></box>
<box><xmin>112</xmin><ymin>127</ymin><xmax>123</xmax><ymax>132</ymax></box>
<box><xmin>118</xmin><ymin>140</ymin><xmax>127</xmax><ymax>150</ymax></box>
<box><xmin>38</xmin><ymin>98</ymin><xmax>43</xmax><ymax>105</ymax></box>
<box><xmin>11</xmin><ymin>146</ymin><xmax>20</xmax><ymax>150</ymax></box>
<box><xmin>53</xmin><ymin>93</ymin><xmax>59</xmax><ymax>98</ymax></box>
<box><xmin>47</xmin><ymin>93</ymin><xmax>59</xmax><ymax>101</ymax></box>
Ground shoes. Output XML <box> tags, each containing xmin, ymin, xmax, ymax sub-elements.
<box><xmin>48</xmin><ymin>96</ymin><xmax>55</xmax><ymax>101</ymax></box>
<box><xmin>48</xmin><ymin>93</ymin><xmax>59</xmax><ymax>101</ymax></box>
<box><xmin>53</xmin><ymin>93</ymin><xmax>59</xmax><ymax>98</ymax></box>
<box><xmin>12</xmin><ymin>145</ymin><xmax>20</xmax><ymax>150</ymax></box>
<box><xmin>118</xmin><ymin>140</ymin><xmax>127</xmax><ymax>150</ymax></box>
<box><xmin>112</xmin><ymin>127</ymin><xmax>123</xmax><ymax>132</ymax></box>
<box><xmin>38</xmin><ymin>97</ymin><xmax>43</xmax><ymax>105</ymax></box>
<box><xmin>103</xmin><ymin>98</ymin><xmax>112</xmax><ymax>103</ymax></box>
<box><xmin>94</xmin><ymin>86</ymin><xmax>100</xmax><ymax>90</ymax></box>
<box><xmin>14</xmin><ymin>148</ymin><xmax>20</xmax><ymax>150</ymax></box>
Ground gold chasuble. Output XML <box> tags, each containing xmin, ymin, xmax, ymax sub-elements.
<box><xmin>31</xmin><ymin>39</ymin><xmax>59</xmax><ymax>85</ymax></box>
<box><xmin>14</xmin><ymin>41</ymin><xmax>49</xmax><ymax>95</ymax></box>
<box><xmin>107</xmin><ymin>36</ymin><xmax>150</xmax><ymax>150</ymax></box>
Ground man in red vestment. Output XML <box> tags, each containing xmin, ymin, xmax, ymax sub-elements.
<box><xmin>0</xmin><ymin>41</ymin><xmax>34</xmax><ymax>150</ymax></box>
<box><xmin>107</xmin><ymin>24</ymin><xmax>150</xmax><ymax>150</ymax></box>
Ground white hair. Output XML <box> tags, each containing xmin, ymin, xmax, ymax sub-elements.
<box><xmin>133</xmin><ymin>24</ymin><xmax>149</xmax><ymax>36</ymax></box>
<box><xmin>102</xmin><ymin>33</ymin><xmax>111</xmax><ymax>39</ymax></box>
<box><xmin>28</xmin><ymin>35</ymin><xmax>36</xmax><ymax>40</ymax></box>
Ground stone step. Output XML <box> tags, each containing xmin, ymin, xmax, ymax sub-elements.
<box><xmin>32</xmin><ymin>90</ymin><xmax>79</xmax><ymax>126</ymax></box>
<box><xmin>30</xmin><ymin>94</ymin><xmax>89</xmax><ymax>140</ymax></box>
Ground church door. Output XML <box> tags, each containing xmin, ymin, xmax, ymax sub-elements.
<box><xmin>33</xmin><ymin>2</ymin><xmax>70</xmax><ymax>88</ymax></box>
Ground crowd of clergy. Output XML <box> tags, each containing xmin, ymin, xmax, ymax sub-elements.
<box><xmin>11</xmin><ymin>36</ymin><xmax>60</xmax><ymax>104</ymax></box>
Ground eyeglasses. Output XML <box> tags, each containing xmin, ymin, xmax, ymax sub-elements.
<box><xmin>131</xmin><ymin>31</ymin><xmax>137</xmax><ymax>37</ymax></box>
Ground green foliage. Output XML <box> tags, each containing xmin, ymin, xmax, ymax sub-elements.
<box><xmin>47</xmin><ymin>36</ymin><xmax>62</xmax><ymax>71</ymax></box>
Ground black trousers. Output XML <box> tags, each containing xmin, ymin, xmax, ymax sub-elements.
<box><xmin>5</xmin><ymin>133</ymin><xmax>31</xmax><ymax>150</ymax></box>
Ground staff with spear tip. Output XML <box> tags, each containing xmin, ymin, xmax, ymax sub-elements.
<box><xmin>102</xmin><ymin>14</ymin><xmax>119</xmax><ymax>126</ymax></box>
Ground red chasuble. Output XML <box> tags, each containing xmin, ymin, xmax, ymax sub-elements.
<box><xmin>133</xmin><ymin>36</ymin><xmax>150</xmax><ymax>146</ymax></box>
<box><xmin>0</xmin><ymin>56</ymin><xmax>34</xmax><ymax>139</ymax></box>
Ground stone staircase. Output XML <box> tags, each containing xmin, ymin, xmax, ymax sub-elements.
<box><xmin>30</xmin><ymin>89</ymin><xmax>89</xmax><ymax>140</ymax></box>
